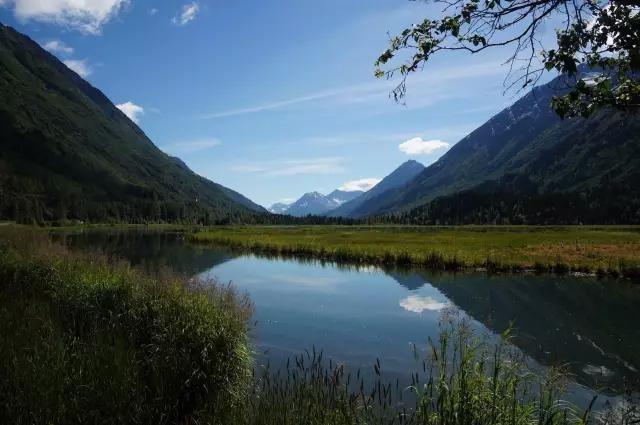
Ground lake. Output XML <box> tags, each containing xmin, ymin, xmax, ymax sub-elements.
<box><xmin>55</xmin><ymin>229</ymin><xmax>640</xmax><ymax>408</ymax></box>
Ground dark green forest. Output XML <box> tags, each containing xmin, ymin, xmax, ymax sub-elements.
<box><xmin>379</xmin><ymin>174</ymin><xmax>640</xmax><ymax>225</ymax></box>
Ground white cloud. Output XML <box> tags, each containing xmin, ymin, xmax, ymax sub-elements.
<box><xmin>231</xmin><ymin>157</ymin><xmax>346</xmax><ymax>176</ymax></box>
<box><xmin>63</xmin><ymin>59</ymin><xmax>92</xmax><ymax>78</ymax></box>
<box><xmin>149</xmin><ymin>8</ymin><xmax>158</xmax><ymax>16</ymax></box>
<box><xmin>298</xmin><ymin>125</ymin><xmax>480</xmax><ymax>149</ymax></box>
<box><xmin>1</xmin><ymin>0</ymin><xmax>128</xmax><ymax>34</ymax></box>
<box><xmin>43</xmin><ymin>40</ymin><xmax>73</xmax><ymax>55</ymax></box>
<box><xmin>399</xmin><ymin>295</ymin><xmax>448</xmax><ymax>313</ymax></box>
<box><xmin>116</xmin><ymin>101</ymin><xmax>144</xmax><ymax>124</ymax></box>
<box><xmin>173</xmin><ymin>2</ymin><xmax>199</xmax><ymax>26</ymax></box>
<box><xmin>164</xmin><ymin>138</ymin><xmax>222</xmax><ymax>154</ymax></box>
<box><xmin>398</xmin><ymin>137</ymin><xmax>450</xmax><ymax>156</ymax></box>
<box><xmin>339</xmin><ymin>178</ymin><xmax>381</xmax><ymax>192</ymax></box>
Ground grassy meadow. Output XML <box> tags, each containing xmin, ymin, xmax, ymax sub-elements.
<box><xmin>190</xmin><ymin>225</ymin><xmax>640</xmax><ymax>277</ymax></box>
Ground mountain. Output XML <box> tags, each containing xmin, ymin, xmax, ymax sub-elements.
<box><xmin>341</xmin><ymin>75</ymin><xmax>640</xmax><ymax>221</ymax></box>
<box><xmin>275</xmin><ymin>189</ymin><xmax>364</xmax><ymax>217</ymax></box>
<box><xmin>268</xmin><ymin>202</ymin><xmax>291</xmax><ymax>214</ymax></box>
<box><xmin>0</xmin><ymin>24</ymin><xmax>264</xmax><ymax>224</ymax></box>
<box><xmin>285</xmin><ymin>192</ymin><xmax>340</xmax><ymax>217</ymax></box>
<box><xmin>326</xmin><ymin>189</ymin><xmax>363</xmax><ymax>205</ymax></box>
<box><xmin>328</xmin><ymin>160</ymin><xmax>425</xmax><ymax>217</ymax></box>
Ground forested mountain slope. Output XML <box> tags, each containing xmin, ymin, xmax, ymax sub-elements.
<box><xmin>328</xmin><ymin>160</ymin><xmax>424</xmax><ymax>218</ymax></box>
<box><xmin>350</xmin><ymin>74</ymin><xmax>640</xmax><ymax>221</ymax></box>
<box><xmin>0</xmin><ymin>24</ymin><xmax>264</xmax><ymax>224</ymax></box>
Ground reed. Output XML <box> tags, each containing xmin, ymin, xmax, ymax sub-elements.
<box><xmin>0</xmin><ymin>233</ymin><xmax>252</xmax><ymax>424</ymax></box>
<box><xmin>232</xmin><ymin>315</ymin><xmax>614</xmax><ymax>425</ymax></box>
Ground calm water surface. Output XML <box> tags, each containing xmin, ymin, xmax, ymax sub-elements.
<box><xmin>57</xmin><ymin>230</ymin><xmax>640</xmax><ymax>406</ymax></box>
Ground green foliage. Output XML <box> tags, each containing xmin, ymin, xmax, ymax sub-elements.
<box><xmin>0</xmin><ymin>25</ymin><xmax>263</xmax><ymax>225</ymax></box>
<box><xmin>376</xmin><ymin>0</ymin><xmax>640</xmax><ymax>118</ymax></box>
<box><xmin>0</xmin><ymin>232</ymin><xmax>252</xmax><ymax>424</ymax></box>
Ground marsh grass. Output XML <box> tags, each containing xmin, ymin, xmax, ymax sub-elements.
<box><xmin>0</xmin><ymin>231</ymin><xmax>252</xmax><ymax>424</ymax></box>
<box><xmin>189</xmin><ymin>226</ymin><xmax>640</xmax><ymax>278</ymax></box>
<box><xmin>233</xmin><ymin>316</ymin><xmax>613</xmax><ymax>425</ymax></box>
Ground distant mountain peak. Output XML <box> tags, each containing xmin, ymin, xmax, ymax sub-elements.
<box><xmin>327</xmin><ymin>160</ymin><xmax>426</xmax><ymax>218</ymax></box>
<box><xmin>274</xmin><ymin>188</ymin><xmax>364</xmax><ymax>217</ymax></box>
<box><xmin>268</xmin><ymin>202</ymin><xmax>291</xmax><ymax>214</ymax></box>
<box><xmin>402</xmin><ymin>159</ymin><xmax>423</xmax><ymax>166</ymax></box>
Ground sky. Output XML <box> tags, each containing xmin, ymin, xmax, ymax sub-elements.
<box><xmin>0</xmin><ymin>0</ymin><xmax>558</xmax><ymax>208</ymax></box>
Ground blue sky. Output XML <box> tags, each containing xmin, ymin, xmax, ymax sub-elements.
<box><xmin>0</xmin><ymin>0</ymin><xmax>556</xmax><ymax>207</ymax></box>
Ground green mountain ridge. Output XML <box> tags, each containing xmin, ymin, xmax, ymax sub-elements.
<box><xmin>328</xmin><ymin>160</ymin><xmax>425</xmax><ymax>218</ymax></box>
<box><xmin>341</xmin><ymin>75</ymin><xmax>640</xmax><ymax>223</ymax></box>
<box><xmin>0</xmin><ymin>24</ymin><xmax>264</xmax><ymax>224</ymax></box>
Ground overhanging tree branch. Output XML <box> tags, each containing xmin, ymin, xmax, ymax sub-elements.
<box><xmin>376</xmin><ymin>0</ymin><xmax>640</xmax><ymax>117</ymax></box>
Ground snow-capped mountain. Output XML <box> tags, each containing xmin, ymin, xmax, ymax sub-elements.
<box><xmin>277</xmin><ymin>189</ymin><xmax>364</xmax><ymax>217</ymax></box>
<box><xmin>268</xmin><ymin>202</ymin><xmax>291</xmax><ymax>214</ymax></box>
<box><xmin>326</xmin><ymin>190</ymin><xmax>363</xmax><ymax>206</ymax></box>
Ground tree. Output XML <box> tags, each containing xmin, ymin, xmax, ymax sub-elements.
<box><xmin>375</xmin><ymin>0</ymin><xmax>640</xmax><ymax>118</ymax></box>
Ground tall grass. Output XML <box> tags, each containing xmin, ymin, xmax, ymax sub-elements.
<box><xmin>233</xmin><ymin>316</ymin><xmax>608</xmax><ymax>425</ymax></box>
<box><xmin>0</xmin><ymin>232</ymin><xmax>252</xmax><ymax>424</ymax></box>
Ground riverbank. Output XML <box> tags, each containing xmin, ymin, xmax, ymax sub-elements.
<box><xmin>0</xmin><ymin>231</ymin><xmax>252</xmax><ymax>424</ymax></box>
<box><xmin>190</xmin><ymin>225</ymin><xmax>640</xmax><ymax>278</ymax></box>
<box><xmin>1</xmin><ymin>228</ymin><xmax>637</xmax><ymax>423</ymax></box>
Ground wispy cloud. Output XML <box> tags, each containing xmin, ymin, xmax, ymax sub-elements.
<box><xmin>399</xmin><ymin>137</ymin><xmax>450</xmax><ymax>155</ymax></box>
<box><xmin>201</xmin><ymin>61</ymin><xmax>504</xmax><ymax>119</ymax></box>
<box><xmin>201</xmin><ymin>91</ymin><xmax>341</xmax><ymax>119</ymax></box>
<box><xmin>163</xmin><ymin>138</ymin><xmax>222</xmax><ymax>154</ymax></box>
<box><xmin>231</xmin><ymin>157</ymin><xmax>346</xmax><ymax>177</ymax></box>
<box><xmin>229</xmin><ymin>165</ymin><xmax>267</xmax><ymax>173</ymax></box>
<box><xmin>43</xmin><ymin>40</ymin><xmax>73</xmax><ymax>55</ymax></box>
<box><xmin>149</xmin><ymin>8</ymin><xmax>158</xmax><ymax>16</ymax></box>
<box><xmin>0</xmin><ymin>0</ymin><xmax>128</xmax><ymax>34</ymax></box>
<box><xmin>339</xmin><ymin>178</ymin><xmax>381</xmax><ymax>192</ymax></box>
<box><xmin>63</xmin><ymin>59</ymin><xmax>92</xmax><ymax>78</ymax></box>
<box><xmin>116</xmin><ymin>101</ymin><xmax>144</xmax><ymax>124</ymax></box>
<box><xmin>173</xmin><ymin>2</ymin><xmax>199</xmax><ymax>26</ymax></box>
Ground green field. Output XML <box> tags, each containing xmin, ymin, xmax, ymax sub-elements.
<box><xmin>190</xmin><ymin>225</ymin><xmax>640</xmax><ymax>277</ymax></box>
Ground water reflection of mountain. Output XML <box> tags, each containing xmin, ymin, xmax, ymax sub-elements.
<box><xmin>386</xmin><ymin>270</ymin><xmax>429</xmax><ymax>290</ymax></box>
<box><xmin>53</xmin><ymin>230</ymin><xmax>235</xmax><ymax>276</ymax></box>
<box><xmin>387</xmin><ymin>269</ymin><xmax>640</xmax><ymax>392</ymax></box>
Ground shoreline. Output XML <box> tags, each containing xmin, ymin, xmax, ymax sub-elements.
<box><xmin>188</xmin><ymin>225</ymin><xmax>640</xmax><ymax>280</ymax></box>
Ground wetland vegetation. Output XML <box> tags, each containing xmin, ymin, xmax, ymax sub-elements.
<box><xmin>190</xmin><ymin>225</ymin><xmax>640</xmax><ymax>278</ymax></box>
<box><xmin>1</xmin><ymin>227</ymin><xmax>639</xmax><ymax>423</ymax></box>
